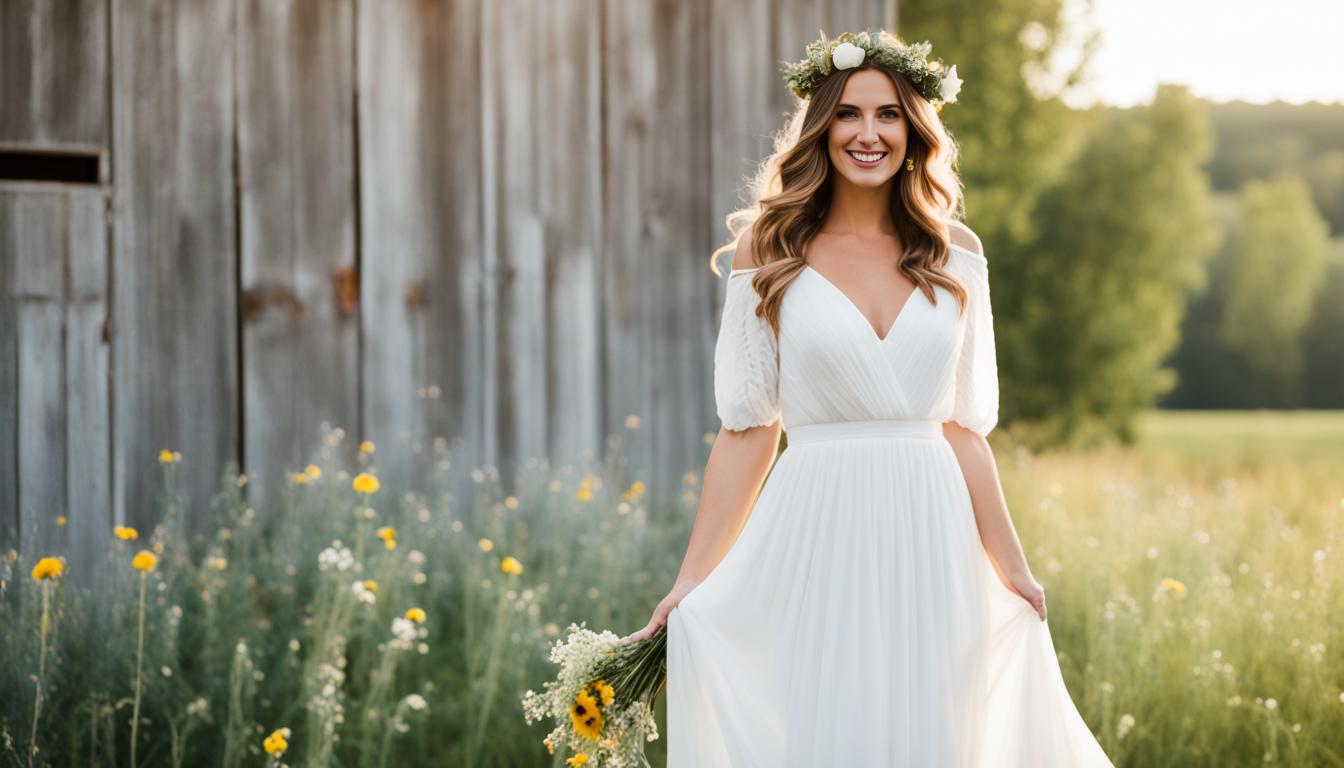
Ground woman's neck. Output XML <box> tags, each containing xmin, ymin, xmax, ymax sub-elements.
<box><xmin>820</xmin><ymin>176</ymin><xmax>897</xmax><ymax>237</ymax></box>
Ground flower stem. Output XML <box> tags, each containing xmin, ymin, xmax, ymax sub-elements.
<box><xmin>28</xmin><ymin>581</ymin><xmax>50</xmax><ymax>768</ymax></box>
<box><xmin>131</xmin><ymin>572</ymin><xmax>147</xmax><ymax>768</ymax></box>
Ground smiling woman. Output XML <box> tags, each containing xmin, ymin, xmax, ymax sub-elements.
<box><xmin>624</xmin><ymin>28</ymin><xmax>1117</xmax><ymax>767</ymax></box>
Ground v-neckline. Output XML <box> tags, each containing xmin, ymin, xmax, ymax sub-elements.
<box><xmin>804</xmin><ymin>264</ymin><xmax>920</xmax><ymax>344</ymax></box>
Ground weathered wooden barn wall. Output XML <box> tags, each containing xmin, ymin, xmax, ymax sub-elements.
<box><xmin>1</xmin><ymin>0</ymin><xmax>893</xmax><ymax>560</ymax></box>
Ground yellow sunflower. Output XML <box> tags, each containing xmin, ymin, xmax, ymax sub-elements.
<box><xmin>569</xmin><ymin>690</ymin><xmax>603</xmax><ymax>740</ymax></box>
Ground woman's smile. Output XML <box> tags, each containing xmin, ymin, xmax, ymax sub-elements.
<box><xmin>845</xmin><ymin>149</ymin><xmax>888</xmax><ymax>168</ymax></box>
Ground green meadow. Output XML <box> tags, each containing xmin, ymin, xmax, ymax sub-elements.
<box><xmin>1</xmin><ymin>411</ymin><xmax>1340</xmax><ymax>767</ymax></box>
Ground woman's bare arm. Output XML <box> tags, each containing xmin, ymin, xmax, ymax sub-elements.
<box><xmin>675</xmin><ymin>421</ymin><xmax>782</xmax><ymax>586</ymax></box>
<box><xmin>620</xmin><ymin>225</ymin><xmax>783</xmax><ymax>643</ymax></box>
<box><xmin>619</xmin><ymin>420</ymin><xmax>781</xmax><ymax>645</ymax></box>
<box><xmin>942</xmin><ymin>421</ymin><xmax>1047</xmax><ymax>620</ymax></box>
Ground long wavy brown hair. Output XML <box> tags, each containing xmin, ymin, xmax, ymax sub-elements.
<box><xmin>709</xmin><ymin>60</ymin><xmax>972</xmax><ymax>336</ymax></box>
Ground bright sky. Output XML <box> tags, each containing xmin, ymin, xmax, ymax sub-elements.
<box><xmin>1065</xmin><ymin>0</ymin><xmax>1343</xmax><ymax>108</ymax></box>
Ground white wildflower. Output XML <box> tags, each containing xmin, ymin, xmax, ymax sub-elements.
<box><xmin>1117</xmin><ymin>712</ymin><xmax>1135</xmax><ymax>740</ymax></box>
<box><xmin>938</xmin><ymin>65</ymin><xmax>962</xmax><ymax>103</ymax></box>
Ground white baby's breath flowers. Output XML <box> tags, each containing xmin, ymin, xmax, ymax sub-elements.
<box><xmin>1116</xmin><ymin>712</ymin><xmax>1136</xmax><ymax>740</ymax></box>
<box><xmin>832</xmin><ymin>41</ymin><xmax>865</xmax><ymax>70</ymax></box>
<box><xmin>402</xmin><ymin>693</ymin><xmax>428</xmax><ymax>711</ymax></box>
<box><xmin>939</xmin><ymin>65</ymin><xmax>962</xmax><ymax>103</ymax></box>
<box><xmin>351</xmin><ymin>580</ymin><xmax>376</xmax><ymax>605</ymax></box>
<box><xmin>319</xmin><ymin>540</ymin><xmax>355</xmax><ymax>572</ymax></box>
<box><xmin>391</xmin><ymin>617</ymin><xmax>417</xmax><ymax>644</ymax></box>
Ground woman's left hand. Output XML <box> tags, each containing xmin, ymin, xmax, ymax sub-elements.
<box><xmin>1004</xmin><ymin>569</ymin><xmax>1047</xmax><ymax>622</ymax></box>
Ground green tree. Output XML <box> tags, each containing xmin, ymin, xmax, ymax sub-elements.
<box><xmin>1008</xmin><ymin>85</ymin><xmax>1221</xmax><ymax>445</ymax></box>
<box><xmin>1219</xmin><ymin>174</ymin><xmax>1331</xmax><ymax>399</ymax></box>
<box><xmin>898</xmin><ymin>0</ymin><xmax>1099</xmax><ymax>250</ymax></box>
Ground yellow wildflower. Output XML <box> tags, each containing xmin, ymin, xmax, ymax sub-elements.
<box><xmin>55</xmin><ymin>515</ymin><xmax>67</xmax><ymax>527</ymax></box>
<box><xmin>544</xmin><ymin>736</ymin><xmax>555</xmax><ymax>755</ymax></box>
<box><xmin>501</xmin><ymin>556</ymin><xmax>525</xmax><ymax>575</ymax></box>
<box><xmin>292</xmin><ymin>473</ymin><xmax>310</xmax><ymax>485</ymax></box>
<box><xmin>567</xmin><ymin>753</ymin><xmax>590</xmax><ymax>766</ymax></box>
<box><xmin>1161</xmin><ymin>577</ymin><xmax>1188</xmax><ymax>599</ymax></box>
<box><xmin>114</xmin><ymin>525</ymin><xmax>139</xmax><ymax>541</ymax></box>
<box><xmin>569</xmin><ymin>690</ymin><xmax>602</xmax><ymax>740</ymax></box>
<box><xmin>575</xmin><ymin>486</ymin><xmax>592</xmax><ymax>502</ymax></box>
<box><xmin>352</xmin><ymin>472</ymin><xmax>380</xmax><ymax>494</ymax></box>
<box><xmin>132</xmin><ymin>550</ymin><xmax>158</xmax><ymax>572</ymax></box>
<box><xmin>208</xmin><ymin>556</ymin><xmax>228</xmax><ymax>571</ymax></box>
<box><xmin>359</xmin><ymin>440</ymin><xmax>375</xmax><ymax>454</ymax></box>
<box><xmin>263</xmin><ymin>727</ymin><xmax>290</xmax><ymax>756</ymax></box>
<box><xmin>362</xmin><ymin>579</ymin><xmax>378</xmax><ymax>593</ymax></box>
<box><xmin>305</xmin><ymin>464</ymin><xmax>322</xmax><ymax>478</ymax></box>
<box><xmin>405</xmin><ymin>607</ymin><xmax>426</xmax><ymax>623</ymax></box>
<box><xmin>622</xmin><ymin>480</ymin><xmax>646</xmax><ymax>502</ymax></box>
<box><xmin>158</xmin><ymin>449</ymin><xmax>181</xmax><ymax>464</ymax></box>
<box><xmin>591</xmin><ymin>679</ymin><xmax>616</xmax><ymax>707</ymax></box>
<box><xmin>478</xmin><ymin>538</ymin><xmax>494</xmax><ymax>552</ymax></box>
<box><xmin>377</xmin><ymin>526</ymin><xmax>397</xmax><ymax>550</ymax></box>
<box><xmin>31</xmin><ymin>557</ymin><xmax>65</xmax><ymax>581</ymax></box>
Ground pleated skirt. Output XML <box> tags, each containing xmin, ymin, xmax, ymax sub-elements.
<box><xmin>665</xmin><ymin>418</ymin><xmax>1113</xmax><ymax>767</ymax></box>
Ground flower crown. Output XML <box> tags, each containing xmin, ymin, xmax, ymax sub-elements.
<box><xmin>780</xmin><ymin>29</ymin><xmax>963</xmax><ymax>111</ymax></box>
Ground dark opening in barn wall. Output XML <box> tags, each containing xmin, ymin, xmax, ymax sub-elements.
<box><xmin>0</xmin><ymin>148</ymin><xmax>101</xmax><ymax>185</ymax></box>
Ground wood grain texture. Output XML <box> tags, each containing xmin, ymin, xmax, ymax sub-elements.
<box><xmin>237</xmin><ymin>0</ymin><xmax>358</xmax><ymax>505</ymax></box>
<box><xmin>110</xmin><ymin>0</ymin><xmax>237</xmax><ymax>537</ymax></box>
<box><xmin>0</xmin><ymin>187</ymin><xmax>109</xmax><ymax>570</ymax></box>
<box><xmin>0</xmin><ymin>0</ymin><xmax>107</xmax><ymax>148</ymax></box>
<box><xmin>357</xmin><ymin>0</ymin><xmax>484</xmax><ymax>495</ymax></box>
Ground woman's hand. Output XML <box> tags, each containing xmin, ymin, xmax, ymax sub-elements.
<box><xmin>619</xmin><ymin>579</ymin><xmax>703</xmax><ymax>645</ymax></box>
<box><xmin>1002</xmin><ymin>569</ymin><xmax>1047</xmax><ymax>622</ymax></box>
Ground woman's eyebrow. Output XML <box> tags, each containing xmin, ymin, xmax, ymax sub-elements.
<box><xmin>836</xmin><ymin>103</ymin><xmax>902</xmax><ymax>110</ymax></box>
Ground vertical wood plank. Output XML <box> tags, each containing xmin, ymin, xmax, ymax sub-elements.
<box><xmin>481</xmin><ymin>0</ymin><xmax>545</xmax><ymax>489</ymax></box>
<box><xmin>358</xmin><ymin>0</ymin><xmax>484</xmax><ymax>495</ymax></box>
<box><xmin>602</xmin><ymin>0</ymin><xmax>716</xmax><ymax>504</ymax></box>
<box><xmin>6</xmin><ymin>192</ymin><xmax>66</xmax><ymax>559</ymax></box>
<box><xmin>0</xmin><ymin>0</ymin><xmax>107</xmax><ymax>147</ymax></box>
<box><xmin>537</xmin><ymin>0</ymin><xmax>606</xmax><ymax>471</ymax></box>
<box><xmin>65</xmin><ymin>190</ymin><xmax>110</xmax><ymax>575</ymax></box>
<box><xmin>0</xmin><ymin>195</ymin><xmax>13</xmax><ymax>551</ymax></box>
<box><xmin>237</xmin><ymin>0</ymin><xmax>358</xmax><ymax>506</ymax></box>
<box><xmin>111</xmin><ymin>0</ymin><xmax>238</xmax><ymax>537</ymax></box>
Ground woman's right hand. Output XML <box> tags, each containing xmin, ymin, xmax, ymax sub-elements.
<box><xmin>618</xmin><ymin>578</ymin><xmax>703</xmax><ymax>645</ymax></box>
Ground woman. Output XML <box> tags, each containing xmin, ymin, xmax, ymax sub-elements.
<box><xmin>620</xmin><ymin>30</ymin><xmax>1114</xmax><ymax>767</ymax></box>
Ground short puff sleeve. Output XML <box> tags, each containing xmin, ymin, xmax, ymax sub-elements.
<box><xmin>713</xmin><ymin>268</ymin><xmax>782</xmax><ymax>431</ymax></box>
<box><xmin>948</xmin><ymin>246</ymin><xmax>1000</xmax><ymax>436</ymax></box>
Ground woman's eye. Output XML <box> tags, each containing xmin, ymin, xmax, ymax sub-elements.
<box><xmin>836</xmin><ymin>109</ymin><xmax>900</xmax><ymax>119</ymax></box>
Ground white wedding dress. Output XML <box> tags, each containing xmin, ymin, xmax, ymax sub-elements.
<box><xmin>665</xmin><ymin>241</ymin><xmax>1113</xmax><ymax>767</ymax></box>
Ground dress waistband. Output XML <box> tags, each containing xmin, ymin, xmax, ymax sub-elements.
<box><xmin>786</xmin><ymin>418</ymin><xmax>944</xmax><ymax>445</ymax></box>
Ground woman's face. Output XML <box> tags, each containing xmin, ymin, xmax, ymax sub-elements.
<box><xmin>826</xmin><ymin>68</ymin><xmax>909</xmax><ymax>188</ymax></box>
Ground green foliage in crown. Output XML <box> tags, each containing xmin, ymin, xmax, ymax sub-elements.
<box><xmin>780</xmin><ymin>29</ymin><xmax>963</xmax><ymax>111</ymax></box>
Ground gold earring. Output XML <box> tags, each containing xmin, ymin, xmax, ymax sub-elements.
<box><xmin>905</xmin><ymin>157</ymin><xmax>915</xmax><ymax>171</ymax></box>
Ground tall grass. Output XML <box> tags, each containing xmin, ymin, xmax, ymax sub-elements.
<box><xmin>0</xmin><ymin>412</ymin><xmax>1340</xmax><ymax>766</ymax></box>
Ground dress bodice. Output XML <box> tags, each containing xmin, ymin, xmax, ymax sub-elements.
<box><xmin>713</xmin><ymin>241</ymin><xmax>998</xmax><ymax>436</ymax></box>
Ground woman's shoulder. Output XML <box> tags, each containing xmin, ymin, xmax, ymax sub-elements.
<box><xmin>729</xmin><ymin>221</ymin><xmax>765</xmax><ymax>273</ymax></box>
<box><xmin>946</xmin><ymin>220</ymin><xmax>985</xmax><ymax>261</ymax></box>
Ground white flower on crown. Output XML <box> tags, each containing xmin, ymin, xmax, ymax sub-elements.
<box><xmin>939</xmin><ymin>65</ymin><xmax>963</xmax><ymax>103</ymax></box>
<box><xmin>832</xmin><ymin>42</ymin><xmax>866</xmax><ymax>70</ymax></box>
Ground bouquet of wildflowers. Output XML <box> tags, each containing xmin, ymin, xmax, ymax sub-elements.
<box><xmin>521</xmin><ymin>621</ymin><xmax>668</xmax><ymax>767</ymax></box>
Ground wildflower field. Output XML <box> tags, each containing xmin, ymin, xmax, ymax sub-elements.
<box><xmin>1</xmin><ymin>411</ymin><xmax>1341</xmax><ymax>767</ymax></box>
